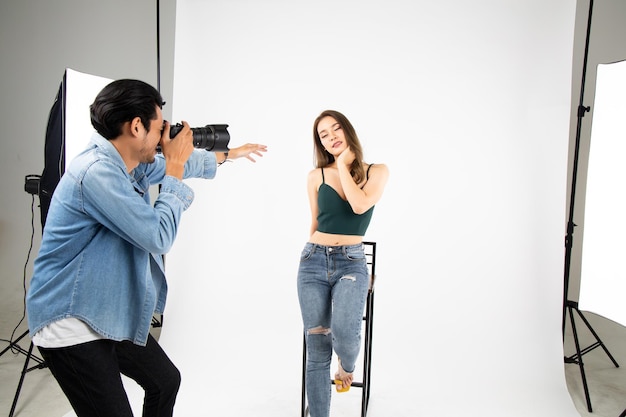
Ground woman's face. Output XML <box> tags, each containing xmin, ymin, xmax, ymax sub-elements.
<box><xmin>317</xmin><ymin>116</ymin><xmax>347</xmax><ymax>156</ymax></box>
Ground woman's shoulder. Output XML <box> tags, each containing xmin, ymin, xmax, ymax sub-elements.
<box><xmin>367</xmin><ymin>162</ymin><xmax>389</xmax><ymax>175</ymax></box>
<box><xmin>307</xmin><ymin>167</ymin><xmax>323</xmax><ymax>182</ymax></box>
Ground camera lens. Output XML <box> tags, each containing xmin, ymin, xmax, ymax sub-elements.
<box><xmin>165</xmin><ymin>123</ymin><xmax>230</xmax><ymax>153</ymax></box>
<box><xmin>191</xmin><ymin>125</ymin><xmax>230</xmax><ymax>152</ymax></box>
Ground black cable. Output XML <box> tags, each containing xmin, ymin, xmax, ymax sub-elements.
<box><xmin>1</xmin><ymin>194</ymin><xmax>37</xmax><ymax>352</ymax></box>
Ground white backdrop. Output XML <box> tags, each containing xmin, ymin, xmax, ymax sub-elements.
<box><xmin>580</xmin><ymin>60</ymin><xmax>626</xmax><ymax>325</ymax></box>
<box><xmin>140</xmin><ymin>1</ymin><xmax>580</xmax><ymax>415</ymax></box>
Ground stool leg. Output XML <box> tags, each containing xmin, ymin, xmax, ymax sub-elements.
<box><xmin>361</xmin><ymin>290</ymin><xmax>374</xmax><ymax>417</ymax></box>
<box><xmin>301</xmin><ymin>333</ymin><xmax>308</xmax><ymax>417</ymax></box>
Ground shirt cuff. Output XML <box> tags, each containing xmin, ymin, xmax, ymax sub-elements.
<box><xmin>160</xmin><ymin>175</ymin><xmax>195</xmax><ymax>210</ymax></box>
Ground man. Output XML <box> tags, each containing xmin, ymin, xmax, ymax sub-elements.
<box><xmin>26</xmin><ymin>79</ymin><xmax>266</xmax><ymax>416</ymax></box>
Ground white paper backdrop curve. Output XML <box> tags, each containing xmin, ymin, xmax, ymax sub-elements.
<box><xmin>147</xmin><ymin>1</ymin><xmax>579</xmax><ymax>416</ymax></box>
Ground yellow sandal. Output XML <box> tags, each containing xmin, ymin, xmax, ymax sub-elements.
<box><xmin>334</xmin><ymin>378</ymin><xmax>350</xmax><ymax>393</ymax></box>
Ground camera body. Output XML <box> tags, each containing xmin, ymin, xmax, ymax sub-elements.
<box><xmin>165</xmin><ymin>123</ymin><xmax>230</xmax><ymax>152</ymax></box>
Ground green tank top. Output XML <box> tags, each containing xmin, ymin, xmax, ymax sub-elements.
<box><xmin>316</xmin><ymin>165</ymin><xmax>375</xmax><ymax>236</ymax></box>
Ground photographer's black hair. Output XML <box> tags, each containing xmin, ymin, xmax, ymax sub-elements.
<box><xmin>90</xmin><ymin>79</ymin><xmax>165</xmax><ymax>140</ymax></box>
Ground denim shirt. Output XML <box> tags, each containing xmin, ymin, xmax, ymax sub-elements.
<box><xmin>26</xmin><ymin>132</ymin><xmax>217</xmax><ymax>346</ymax></box>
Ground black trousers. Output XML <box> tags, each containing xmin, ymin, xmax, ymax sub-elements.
<box><xmin>38</xmin><ymin>334</ymin><xmax>181</xmax><ymax>417</ymax></box>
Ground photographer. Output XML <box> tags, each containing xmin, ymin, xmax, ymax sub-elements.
<box><xmin>25</xmin><ymin>79</ymin><xmax>266</xmax><ymax>417</ymax></box>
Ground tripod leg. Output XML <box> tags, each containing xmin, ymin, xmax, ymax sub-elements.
<box><xmin>9</xmin><ymin>341</ymin><xmax>36</xmax><ymax>417</ymax></box>
<box><xmin>574</xmin><ymin>308</ymin><xmax>620</xmax><ymax>367</ymax></box>
<box><xmin>568</xmin><ymin>305</ymin><xmax>593</xmax><ymax>412</ymax></box>
<box><xmin>0</xmin><ymin>330</ymin><xmax>30</xmax><ymax>357</ymax></box>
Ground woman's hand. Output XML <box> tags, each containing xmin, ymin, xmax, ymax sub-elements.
<box><xmin>228</xmin><ymin>143</ymin><xmax>268</xmax><ymax>162</ymax></box>
<box><xmin>337</xmin><ymin>146</ymin><xmax>355</xmax><ymax>166</ymax></box>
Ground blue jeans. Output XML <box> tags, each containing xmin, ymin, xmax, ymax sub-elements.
<box><xmin>297</xmin><ymin>243</ymin><xmax>370</xmax><ymax>417</ymax></box>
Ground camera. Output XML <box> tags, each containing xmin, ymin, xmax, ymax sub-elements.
<box><xmin>165</xmin><ymin>123</ymin><xmax>230</xmax><ymax>152</ymax></box>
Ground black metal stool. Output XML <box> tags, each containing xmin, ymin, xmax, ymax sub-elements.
<box><xmin>301</xmin><ymin>241</ymin><xmax>377</xmax><ymax>417</ymax></box>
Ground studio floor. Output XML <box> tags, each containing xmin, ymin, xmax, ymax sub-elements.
<box><xmin>2</xmin><ymin>312</ymin><xmax>626</xmax><ymax>417</ymax></box>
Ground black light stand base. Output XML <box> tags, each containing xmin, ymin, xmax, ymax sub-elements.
<box><xmin>1</xmin><ymin>330</ymin><xmax>37</xmax><ymax>360</ymax></box>
<box><xmin>1</xmin><ymin>331</ymin><xmax>47</xmax><ymax>417</ymax></box>
<box><xmin>564</xmin><ymin>300</ymin><xmax>619</xmax><ymax>413</ymax></box>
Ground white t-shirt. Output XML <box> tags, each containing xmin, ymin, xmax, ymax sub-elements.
<box><xmin>32</xmin><ymin>317</ymin><xmax>104</xmax><ymax>348</ymax></box>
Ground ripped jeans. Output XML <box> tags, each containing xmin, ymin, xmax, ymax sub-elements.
<box><xmin>297</xmin><ymin>242</ymin><xmax>369</xmax><ymax>417</ymax></box>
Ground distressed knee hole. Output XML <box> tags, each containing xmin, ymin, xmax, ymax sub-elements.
<box><xmin>307</xmin><ymin>326</ymin><xmax>331</xmax><ymax>336</ymax></box>
<box><xmin>340</xmin><ymin>274</ymin><xmax>356</xmax><ymax>282</ymax></box>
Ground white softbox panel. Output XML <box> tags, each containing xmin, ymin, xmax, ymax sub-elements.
<box><xmin>580</xmin><ymin>59</ymin><xmax>626</xmax><ymax>325</ymax></box>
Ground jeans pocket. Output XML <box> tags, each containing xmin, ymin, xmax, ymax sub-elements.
<box><xmin>345</xmin><ymin>247</ymin><xmax>365</xmax><ymax>262</ymax></box>
<box><xmin>300</xmin><ymin>244</ymin><xmax>314</xmax><ymax>261</ymax></box>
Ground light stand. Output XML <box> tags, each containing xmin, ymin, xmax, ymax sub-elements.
<box><xmin>0</xmin><ymin>175</ymin><xmax>46</xmax><ymax>367</ymax></box>
<box><xmin>3</xmin><ymin>330</ymin><xmax>47</xmax><ymax>417</ymax></box>
<box><xmin>4</xmin><ymin>73</ymin><xmax>66</xmax><ymax>416</ymax></box>
<box><xmin>562</xmin><ymin>0</ymin><xmax>619</xmax><ymax>413</ymax></box>
<box><xmin>1</xmin><ymin>63</ymin><xmax>64</xmax><ymax>414</ymax></box>
<box><xmin>0</xmin><ymin>177</ymin><xmax>50</xmax><ymax>417</ymax></box>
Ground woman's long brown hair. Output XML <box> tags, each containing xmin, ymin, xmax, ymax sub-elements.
<box><xmin>312</xmin><ymin>110</ymin><xmax>366</xmax><ymax>184</ymax></box>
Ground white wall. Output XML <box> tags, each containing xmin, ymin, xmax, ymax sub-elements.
<box><xmin>152</xmin><ymin>1</ymin><xmax>581</xmax><ymax>415</ymax></box>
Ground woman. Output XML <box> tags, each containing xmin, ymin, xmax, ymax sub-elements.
<box><xmin>298</xmin><ymin>110</ymin><xmax>389</xmax><ymax>417</ymax></box>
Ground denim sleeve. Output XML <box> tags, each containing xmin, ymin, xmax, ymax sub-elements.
<box><xmin>143</xmin><ymin>149</ymin><xmax>217</xmax><ymax>185</ymax></box>
<box><xmin>184</xmin><ymin>149</ymin><xmax>218</xmax><ymax>180</ymax></box>
<box><xmin>80</xmin><ymin>159</ymin><xmax>195</xmax><ymax>254</ymax></box>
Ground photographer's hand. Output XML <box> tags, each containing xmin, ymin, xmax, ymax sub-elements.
<box><xmin>160</xmin><ymin>121</ymin><xmax>195</xmax><ymax>179</ymax></box>
<box><xmin>227</xmin><ymin>143</ymin><xmax>268</xmax><ymax>163</ymax></box>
